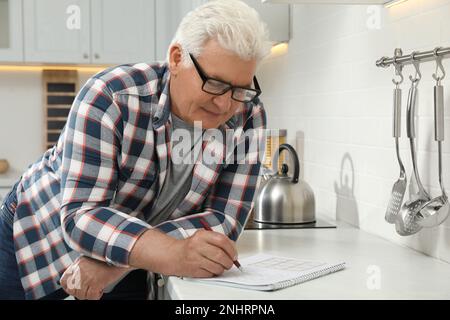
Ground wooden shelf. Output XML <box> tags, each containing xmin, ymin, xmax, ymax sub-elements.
<box><xmin>43</xmin><ymin>70</ymin><xmax>78</xmax><ymax>151</ymax></box>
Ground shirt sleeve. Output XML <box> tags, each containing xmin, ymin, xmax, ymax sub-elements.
<box><xmin>154</xmin><ymin>102</ymin><xmax>266</xmax><ymax>241</ymax></box>
<box><xmin>60</xmin><ymin>77</ymin><xmax>151</xmax><ymax>267</ymax></box>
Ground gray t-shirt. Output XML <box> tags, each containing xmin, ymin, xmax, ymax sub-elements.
<box><xmin>105</xmin><ymin>112</ymin><xmax>204</xmax><ymax>294</ymax></box>
<box><xmin>146</xmin><ymin>112</ymin><xmax>203</xmax><ymax>226</ymax></box>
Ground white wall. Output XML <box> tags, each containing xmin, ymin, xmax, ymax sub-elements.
<box><xmin>258</xmin><ymin>0</ymin><xmax>450</xmax><ymax>263</ymax></box>
<box><xmin>0</xmin><ymin>71</ymin><xmax>43</xmax><ymax>174</ymax></box>
<box><xmin>0</xmin><ymin>70</ymin><xmax>96</xmax><ymax>176</ymax></box>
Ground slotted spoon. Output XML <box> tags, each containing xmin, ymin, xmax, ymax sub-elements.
<box><xmin>385</xmin><ymin>85</ymin><xmax>407</xmax><ymax>223</ymax></box>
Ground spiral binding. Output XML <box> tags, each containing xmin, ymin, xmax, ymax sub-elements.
<box><xmin>274</xmin><ymin>263</ymin><xmax>346</xmax><ymax>290</ymax></box>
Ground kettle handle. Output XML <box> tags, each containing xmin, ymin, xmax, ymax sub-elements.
<box><xmin>272</xmin><ymin>143</ymin><xmax>299</xmax><ymax>184</ymax></box>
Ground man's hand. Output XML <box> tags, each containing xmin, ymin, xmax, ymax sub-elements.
<box><xmin>60</xmin><ymin>256</ymin><xmax>131</xmax><ymax>300</ymax></box>
<box><xmin>170</xmin><ymin>229</ymin><xmax>238</xmax><ymax>278</ymax></box>
<box><xmin>129</xmin><ymin>228</ymin><xmax>238</xmax><ymax>278</ymax></box>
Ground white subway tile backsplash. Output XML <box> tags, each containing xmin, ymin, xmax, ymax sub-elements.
<box><xmin>436</xmin><ymin>228</ymin><xmax>450</xmax><ymax>263</ymax></box>
<box><xmin>441</xmin><ymin>5</ymin><xmax>450</xmax><ymax>41</ymax></box>
<box><xmin>390</xmin><ymin>10</ymin><xmax>442</xmax><ymax>51</ymax></box>
<box><xmin>386</xmin><ymin>0</ymin><xmax>423</xmax><ymax>22</ymax></box>
<box><xmin>259</xmin><ymin>0</ymin><xmax>450</xmax><ymax>263</ymax></box>
<box><xmin>349</xmin><ymin>118</ymin><xmax>381</xmax><ymax>146</ymax></box>
<box><xmin>366</xmin><ymin>147</ymin><xmax>401</xmax><ymax>179</ymax></box>
<box><xmin>421</xmin><ymin>0</ymin><xmax>450</xmax><ymax>14</ymax></box>
<box><xmin>313</xmin><ymin>186</ymin><xmax>337</xmax><ymax>218</ymax></box>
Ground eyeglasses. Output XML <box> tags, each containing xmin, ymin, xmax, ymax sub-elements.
<box><xmin>189</xmin><ymin>53</ymin><xmax>261</xmax><ymax>103</ymax></box>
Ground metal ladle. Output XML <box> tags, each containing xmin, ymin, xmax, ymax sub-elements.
<box><xmin>395</xmin><ymin>53</ymin><xmax>431</xmax><ymax>236</ymax></box>
<box><xmin>416</xmin><ymin>49</ymin><xmax>450</xmax><ymax>227</ymax></box>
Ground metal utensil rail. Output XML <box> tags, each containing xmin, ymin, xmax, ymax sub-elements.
<box><xmin>376</xmin><ymin>47</ymin><xmax>450</xmax><ymax>68</ymax></box>
<box><xmin>377</xmin><ymin>46</ymin><xmax>450</xmax><ymax>236</ymax></box>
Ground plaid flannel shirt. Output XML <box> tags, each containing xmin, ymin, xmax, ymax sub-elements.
<box><xmin>13</xmin><ymin>62</ymin><xmax>266</xmax><ymax>299</ymax></box>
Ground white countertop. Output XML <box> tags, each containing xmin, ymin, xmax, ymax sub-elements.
<box><xmin>164</xmin><ymin>221</ymin><xmax>450</xmax><ymax>300</ymax></box>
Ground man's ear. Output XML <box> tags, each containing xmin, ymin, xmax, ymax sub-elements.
<box><xmin>168</xmin><ymin>44</ymin><xmax>184</xmax><ymax>76</ymax></box>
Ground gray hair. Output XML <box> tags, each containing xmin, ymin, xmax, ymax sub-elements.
<box><xmin>167</xmin><ymin>0</ymin><xmax>272</xmax><ymax>66</ymax></box>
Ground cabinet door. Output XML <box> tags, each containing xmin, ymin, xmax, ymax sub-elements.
<box><xmin>0</xmin><ymin>0</ymin><xmax>24</xmax><ymax>62</ymax></box>
<box><xmin>90</xmin><ymin>0</ymin><xmax>156</xmax><ymax>65</ymax></box>
<box><xmin>23</xmin><ymin>0</ymin><xmax>91</xmax><ymax>63</ymax></box>
<box><xmin>155</xmin><ymin>0</ymin><xmax>207</xmax><ymax>62</ymax></box>
<box><xmin>243</xmin><ymin>0</ymin><xmax>290</xmax><ymax>43</ymax></box>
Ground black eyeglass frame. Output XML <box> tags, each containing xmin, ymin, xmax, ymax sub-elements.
<box><xmin>189</xmin><ymin>53</ymin><xmax>261</xmax><ymax>103</ymax></box>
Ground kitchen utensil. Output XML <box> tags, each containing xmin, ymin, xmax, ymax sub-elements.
<box><xmin>253</xmin><ymin>143</ymin><xmax>315</xmax><ymax>224</ymax></box>
<box><xmin>396</xmin><ymin>55</ymin><xmax>430</xmax><ymax>236</ymax></box>
<box><xmin>0</xmin><ymin>159</ymin><xmax>9</xmax><ymax>174</ymax></box>
<box><xmin>417</xmin><ymin>51</ymin><xmax>450</xmax><ymax>227</ymax></box>
<box><xmin>385</xmin><ymin>59</ymin><xmax>407</xmax><ymax>224</ymax></box>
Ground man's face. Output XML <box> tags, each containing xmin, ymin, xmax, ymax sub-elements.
<box><xmin>169</xmin><ymin>39</ymin><xmax>257</xmax><ymax>129</ymax></box>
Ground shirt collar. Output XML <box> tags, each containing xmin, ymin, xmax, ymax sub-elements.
<box><xmin>152</xmin><ymin>65</ymin><xmax>172</xmax><ymax>129</ymax></box>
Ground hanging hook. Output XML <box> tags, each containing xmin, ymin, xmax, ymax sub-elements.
<box><xmin>392</xmin><ymin>55</ymin><xmax>404</xmax><ymax>86</ymax></box>
<box><xmin>432</xmin><ymin>47</ymin><xmax>446</xmax><ymax>83</ymax></box>
<box><xmin>409</xmin><ymin>51</ymin><xmax>422</xmax><ymax>84</ymax></box>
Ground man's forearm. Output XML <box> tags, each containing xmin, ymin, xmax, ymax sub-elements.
<box><xmin>129</xmin><ymin>228</ymin><xmax>178</xmax><ymax>275</ymax></box>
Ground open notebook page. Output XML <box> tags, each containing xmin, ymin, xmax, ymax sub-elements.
<box><xmin>184</xmin><ymin>254</ymin><xmax>344</xmax><ymax>288</ymax></box>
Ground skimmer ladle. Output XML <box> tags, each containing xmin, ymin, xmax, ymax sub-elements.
<box><xmin>395</xmin><ymin>54</ymin><xmax>431</xmax><ymax>236</ymax></box>
<box><xmin>417</xmin><ymin>49</ymin><xmax>450</xmax><ymax>227</ymax></box>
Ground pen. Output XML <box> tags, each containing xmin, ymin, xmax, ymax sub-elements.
<box><xmin>199</xmin><ymin>217</ymin><xmax>244</xmax><ymax>272</ymax></box>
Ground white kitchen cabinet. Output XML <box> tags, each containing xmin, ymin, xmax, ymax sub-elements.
<box><xmin>23</xmin><ymin>0</ymin><xmax>156</xmax><ymax>65</ymax></box>
<box><xmin>243</xmin><ymin>0</ymin><xmax>290</xmax><ymax>44</ymax></box>
<box><xmin>0</xmin><ymin>0</ymin><xmax>24</xmax><ymax>62</ymax></box>
<box><xmin>155</xmin><ymin>0</ymin><xmax>207</xmax><ymax>62</ymax></box>
<box><xmin>154</xmin><ymin>0</ymin><xmax>290</xmax><ymax>61</ymax></box>
<box><xmin>23</xmin><ymin>0</ymin><xmax>91</xmax><ymax>63</ymax></box>
<box><xmin>91</xmin><ymin>0</ymin><xmax>156</xmax><ymax>64</ymax></box>
<box><xmin>4</xmin><ymin>0</ymin><xmax>291</xmax><ymax>65</ymax></box>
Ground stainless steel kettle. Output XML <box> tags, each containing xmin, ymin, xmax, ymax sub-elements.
<box><xmin>253</xmin><ymin>144</ymin><xmax>315</xmax><ymax>224</ymax></box>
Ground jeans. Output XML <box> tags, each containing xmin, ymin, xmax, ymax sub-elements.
<box><xmin>0</xmin><ymin>182</ymin><xmax>148</xmax><ymax>300</ymax></box>
<box><xmin>0</xmin><ymin>182</ymin><xmax>26</xmax><ymax>300</ymax></box>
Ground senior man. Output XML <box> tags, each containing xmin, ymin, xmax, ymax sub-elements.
<box><xmin>0</xmin><ymin>0</ymin><xmax>270</xmax><ymax>300</ymax></box>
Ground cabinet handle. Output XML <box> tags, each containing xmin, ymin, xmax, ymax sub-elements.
<box><xmin>95</xmin><ymin>53</ymin><xmax>100</xmax><ymax>59</ymax></box>
<box><xmin>83</xmin><ymin>53</ymin><xmax>89</xmax><ymax>59</ymax></box>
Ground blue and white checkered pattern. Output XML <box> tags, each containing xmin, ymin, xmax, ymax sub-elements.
<box><xmin>12</xmin><ymin>62</ymin><xmax>266</xmax><ymax>299</ymax></box>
